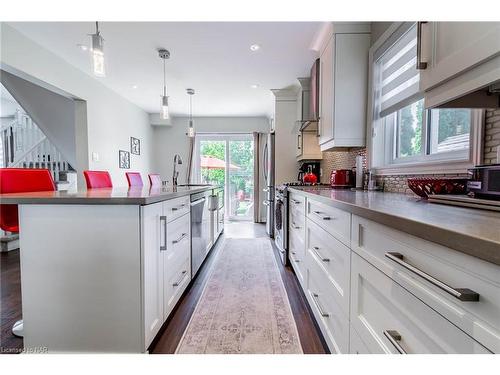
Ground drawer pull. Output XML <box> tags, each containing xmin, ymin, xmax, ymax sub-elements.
<box><xmin>172</xmin><ymin>203</ymin><xmax>187</xmax><ymax>211</ymax></box>
<box><xmin>313</xmin><ymin>210</ymin><xmax>331</xmax><ymax>220</ymax></box>
<box><xmin>383</xmin><ymin>330</ymin><xmax>407</xmax><ymax>354</ymax></box>
<box><xmin>291</xmin><ymin>251</ymin><xmax>296</xmax><ymax>255</ymax></box>
<box><xmin>311</xmin><ymin>292</ymin><xmax>329</xmax><ymax>317</ymax></box>
<box><xmin>312</xmin><ymin>246</ymin><xmax>330</xmax><ymax>262</ymax></box>
<box><xmin>172</xmin><ymin>232</ymin><xmax>188</xmax><ymax>244</ymax></box>
<box><xmin>173</xmin><ymin>270</ymin><xmax>188</xmax><ymax>287</ymax></box>
<box><xmin>291</xmin><ymin>222</ymin><xmax>301</xmax><ymax>229</ymax></box>
<box><xmin>290</xmin><ymin>198</ymin><xmax>301</xmax><ymax>205</ymax></box>
<box><xmin>385</xmin><ymin>252</ymin><xmax>480</xmax><ymax>302</ymax></box>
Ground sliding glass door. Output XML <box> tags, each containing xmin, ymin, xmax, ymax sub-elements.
<box><xmin>193</xmin><ymin>134</ymin><xmax>254</xmax><ymax>221</ymax></box>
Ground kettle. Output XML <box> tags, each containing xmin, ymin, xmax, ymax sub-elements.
<box><xmin>303</xmin><ymin>166</ymin><xmax>318</xmax><ymax>184</ymax></box>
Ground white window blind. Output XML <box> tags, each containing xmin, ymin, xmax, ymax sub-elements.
<box><xmin>374</xmin><ymin>23</ymin><xmax>422</xmax><ymax>118</ymax></box>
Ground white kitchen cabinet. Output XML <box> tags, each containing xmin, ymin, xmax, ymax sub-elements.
<box><xmin>419</xmin><ymin>22</ymin><xmax>500</xmax><ymax>108</ymax></box>
<box><xmin>295</xmin><ymin>78</ymin><xmax>322</xmax><ymax>161</ymax></box>
<box><xmin>164</xmin><ymin>213</ymin><xmax>191</xmax><ymax>318</ymax></box>
<box><xmin>141</xmin><ymin>196</ymin><xmax>193</xmax><ymax>350</ymax></box>
<box><xmin>351</xmin><ymin>214</ymin><xmax>500</xmax><ymax>353</ymax></box>
<box><xmin>141</xmin><ymin>202</ymin><xmax>165</xmax><ymax>349</ymax></box>
<box><xmin>350</xmin><ymin>252</ymin><xmax>490</xmax><ymax>354</ymax></box>
<box><xmin>317</xmin><ymin>23</ymin><xmax>371</xmax><ymax>150</ymax></box>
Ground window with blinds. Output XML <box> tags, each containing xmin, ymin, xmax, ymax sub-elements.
<box><xmin>374</xmin><ymin>23</ymin><xmax>422</xmax><ymax>118</ymax></box>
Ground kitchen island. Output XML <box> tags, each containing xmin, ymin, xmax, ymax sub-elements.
<box><xmin>0</xmin><ymin>185</ymin><xmax>217</xmax><ymax>353</ymax></box>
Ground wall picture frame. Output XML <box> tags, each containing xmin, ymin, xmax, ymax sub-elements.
<box><xmin>119</xmin><ymin>150</ymin><xmax>130</xmax><ymax>169</ymax></box>
<box><xmin>130</xmin><ymin>137</ymin><xmax>140</xmax><ymax>155</ymax></box>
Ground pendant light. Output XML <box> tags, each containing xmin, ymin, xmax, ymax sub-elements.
<box><xmin>89</xmin><ymin>22</ymin><xmax>105</xmax><ymax>77</ymax></box>
<box><xmin>158</xmin><ymin>49</ymin><xmax>170</xmax><ymax>120</ymax></box>
<box><xmin>187</xmin><ymin>88</ymin><xmax>195</xmax><ymax>137</ymax></box>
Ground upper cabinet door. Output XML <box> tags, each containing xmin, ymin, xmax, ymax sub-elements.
<box><xmin>319</xmin><ymin>35</ymin><xmax>334</xmax><ymax>146</ymax></box>
<box><xmin>419</xmin><ymin>22</ymin><xmax>500</xmax><ymax>92</ymax></box>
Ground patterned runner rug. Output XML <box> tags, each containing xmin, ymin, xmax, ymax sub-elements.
<box><xmin>176</xmin><ymin>238</ymin><xmax>302</xmax><ymax>354</ymax></box>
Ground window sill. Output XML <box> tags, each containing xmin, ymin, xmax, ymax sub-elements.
<box><xmin>375</xmin><ymin>159</ymin><xmax>474</xmax><ymax>176</ymax></box>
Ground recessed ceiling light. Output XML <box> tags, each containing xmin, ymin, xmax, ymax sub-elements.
<box><xmin>250</xmin><ymin>84</ymin><xmax>259</xmax><ymax>89</ymax></box>
<box><xmin>132</xmin><ymin>85</ymin><xmax>138</xmax><ymax>89</ymax></box>
<box><xmin>77</xmin><ymin>44</ymin><xmax>88</xmax><ymax>51</ymax></box>
<box><xmin>250</xmin><ymin>44</ymin><xmax>261</xmax><ymax>51</ymax></box>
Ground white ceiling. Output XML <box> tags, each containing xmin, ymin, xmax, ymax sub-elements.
<box><xmin>8</xmin><ymin>22</ymin><xmax>321</xmax><ymax>117</ymax></box>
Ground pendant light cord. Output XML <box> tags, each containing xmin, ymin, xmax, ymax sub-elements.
<box><xmin>189</xmin><ymin>95</ymin><xmax>193</xmax><ymax>121</ymax></box>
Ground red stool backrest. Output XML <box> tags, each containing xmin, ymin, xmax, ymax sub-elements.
<box><xmin>83</xmin><ymin>170</ymin><xmax>113</xmax><ymax>189</ymax></box>
<box><xmin>126</xmin><ymin>172</ymin><xmax>143</xmax><ymax>187</ymax></box>
<box><xmin>0</xmin><ymin>168</ymin><xmax>56</xmax><ymax>233</ymax></box>
<box><xmin>148</xmin><ymin>173</ymin><xmax>162</xmax><ymax>187</ymax></box>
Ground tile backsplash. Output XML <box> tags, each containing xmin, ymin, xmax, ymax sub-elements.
<box><xmin>319</xmin><ymin>109</ymin><xmax>500</xmax><ymax>194</ymax></box>
<box><xmin>484</xmin><ymin>109</ymin><xmax>500</xmax><ymax>165</ymax></box>
<box><xmin>319</xmin><ymin>148</ymin><xmax>366</xmax><ymax>184</ymax></box>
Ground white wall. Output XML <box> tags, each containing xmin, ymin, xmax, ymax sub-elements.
<box><xmin>153</xmin><ymin>116</ymin><xmax>270</xmax><ymax>184</ymax></box>
<box><xmin>0</xmin><ymin>24</ymin><xmax>153</xmax><ymax>187</ymax></box>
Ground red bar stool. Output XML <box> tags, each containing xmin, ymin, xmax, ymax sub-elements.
<box><xmin>0</xmin><ymin>168</ymin><xmax>56</xmax><ymax>337</ymax></box>
<box><xmin>148</xmin><ymin>173</ymin><xmax>162</xmax><ymax>187</ymax></box>
<box><xmin>83</xmin><ymin>170</ymin><xmax>113</xmax><ymax>189</ymax></box>
<box><xmin>125</xmin><ymin>172</ymin><xmax>143</xmax><ymax>187</ymax></box>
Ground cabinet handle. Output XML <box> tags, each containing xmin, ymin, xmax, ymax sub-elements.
<box><xmin>172</xmin><ymin>232</ymin><xmax>188</xmax><ymax>244</ymax></box>
<box><xmin>291</xmin><ymin>222</ymin><xmax>301</xmax><ymax>230</ymax></box>
<box><xmin>383</xmin><ymin>330</ymin><xmax>407</xmax><ymax>354</ymax></box>
<box><xmin>290</xmin><ymin>198</ymin><xmax>301</xmax><ymax>205</ymax></box>
<box><xmin>311</xmin><ymin>292</ymin><xmax>329</xmax><ymax>317</ymax></box>
<box><xmin>385</xmin><ymin>252</ymin><xmax>479</xmax><ymax>302</ymax></box>
<box><xmin>172</xmin><ymin>203</ymin><xmax>187</xmax><ymax>211</ymax></box>
<box><xmin>173</xmin><ymin>270</ymin><xmax>188</xmax><ymax>287</ymax></box>
<box><xmin>317</xmin><ymin>118</ymin><xmax>321</xmax><ymax>138</ymax></box>
<box><xmin>297</xmin><ymin>134</ymin><xmax>301</xmax><ymax>150</ymax></box>
<box><xmin>416</xmin><ymin>21</ymin><xmax>428</xmax><ymax>70</ymax></box>
<box><xmin>160</xmin><ymin>215</ymin><xmax>167</xmax><ymax>251</ymax></box>
<box><xmin>312</xmin><ymin>246</ymin><xmax>330</xmax><ymax>262</ymax></box>
<box><xmin>313</xmin><ymin>210</ymin><xmax>331</xmax><ymax>220</ymax></box>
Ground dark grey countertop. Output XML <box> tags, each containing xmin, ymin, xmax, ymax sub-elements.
<box><xmin>289</xmin><ymin>187</ymin><xmax>500</xmax><ymax>266</ymax></box>
<box><xmin>0</xmin><ymin>185</ymin><xmax>218</xmax><ymax>205</ymax></box>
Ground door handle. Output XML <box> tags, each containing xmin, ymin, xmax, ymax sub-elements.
<box><xmin>173</xmin><ymin>270</ymin><xmax>188</xmax><ymax>287</ymax></box>
<box><xmin>383</xmin><ymin>330</ymin><xmax>407</xmax><ymax>354</ymax></box>
<box><xmin>313</xmin><ymin>210</ymin><xmax>331</xmax><ymax>220</ymax></box>
<box><xmin>172</xmin><ymin>203</ymin><xmax>187</xmax><ymax>211</ymax></box>
<box><xmin>416</xmin><ymin>21</ymin><xmax>428</xmax><ymax>70</ymax></box>
<box><xmin>310</xmin><ymin>292</ymin><xmax>329</xmax><ymax>317</ymax></box>
<box><xmin>384</xmin><ymin>252</ymin><xmax>479</xmax><ymax>301</ymax></box>
<box><xmin>160</xmin><ymin>215</ymin><xmax>167</xmax><ymax>251</ymax></box>
<box><xmin>312</xmin><ymin>246</ymin><xmax>330</xmax><ymax>262</ymax></box>
<box><xmin>172</xmin><ymin>233</ymin><xmax>188</xmax><ymax>244</ymax></box>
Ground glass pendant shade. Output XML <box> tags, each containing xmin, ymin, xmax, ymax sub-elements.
<box><xmin>161</xmin><ymin>95</ymin><xmax>169</xmax><ymax>120</ymax></box>
<box><xmin>188</xmin><ymin>119</ymin><xmax>195</xmax><ymax>137</ymax></box>
<box><xmin>91</xmin><ymin>33</ymin><xmax>105</xmax><ymax>77</ymax></box>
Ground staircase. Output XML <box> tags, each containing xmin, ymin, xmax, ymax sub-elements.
<box><xmin>0</xmin><ymin>109</ymin><xmax>76</xmax><ymax>191</ymax></box>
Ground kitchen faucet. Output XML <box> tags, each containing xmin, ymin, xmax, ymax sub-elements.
<box><xmin>172</xmin><ymin>154</ymin><xmax>183</xmax><ymax>186</ymax></box>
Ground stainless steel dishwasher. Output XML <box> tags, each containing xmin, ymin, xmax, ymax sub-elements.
<box><xmin>190</xmin><ymin>190</ymin><xmax>213</xmax><ymax>277</ymax></box>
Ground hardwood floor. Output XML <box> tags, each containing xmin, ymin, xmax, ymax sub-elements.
<box><xmin>0</xmin><ymin>223</ymin><xmax>327</xmax><ymax>354</ymax></box>
<box><xmin>0</xmin><ymin>250</ymin><xmax>23</xmax><ymax>354</ymax></box>
<box><xmin>150</xmin><ymin>222</ymin><xmax>328</xmax><ymax>354</ymax></box>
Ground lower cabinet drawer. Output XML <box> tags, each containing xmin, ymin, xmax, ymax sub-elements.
<box><xmin>290</xmin><ymin>231</ymin><xmax>306</xmax><ymax>286</ymax></box>
<box><xmin>350</xmin><ymin>252</ymin><xmax>490</xmax><ymax>354</ymax></box>
<box><xmin>164</xmin><ymin>257</ymin><xmax>191</xmax><ymax>318</ymax></box>
<box><xmin>165</xmin><ymin>213</ymin><xmax>190</xmax><ymax>271</ymax></box>
<box><xmin>306</xmin><ymin>218</ymin><xmax>350</xmax><ymax>316</ymax></box>
<box><xmin>164</xmin><ymin>196</ymin><xmax>190</xmax><ymax>223</ymax></box>
<box><xmin>351</xmin><ymin>215</ymin><xmax>500</xmax><ymax>352</ymax></box>
<box><xmin>306</xmin><ymin>198</ymin><xmax>351</xmax><ymax>247</ymax></box>
<box><xmin>349</xmin><ymin>325</ymin><xmax>370</xmax><ymax>354</ymax></box>
<box><xmin>306</xmin><ymin>260</ymin><xmax>350</xmax><ymax>353</ymax></box>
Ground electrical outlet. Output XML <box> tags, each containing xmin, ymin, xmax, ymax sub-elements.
<box><xmin>92</xmin><ymin>152</ymin><xmax>99</xmax><ymax>162</ymax></box>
